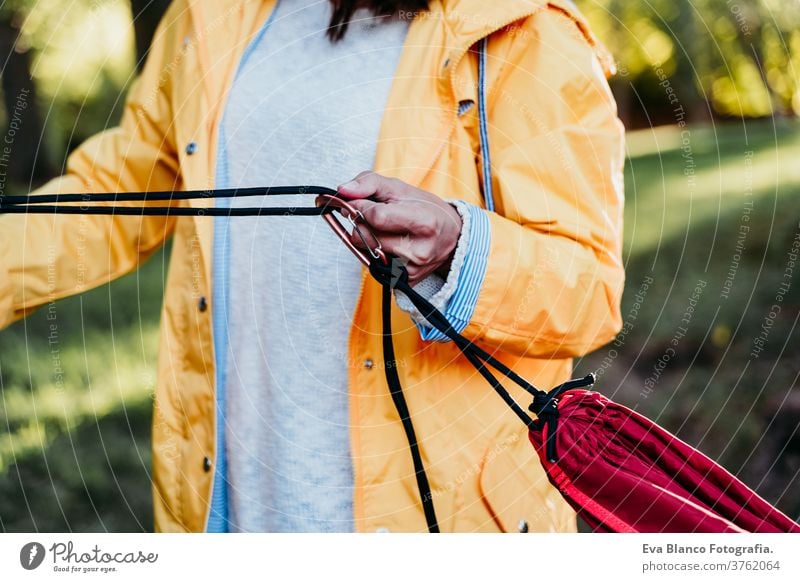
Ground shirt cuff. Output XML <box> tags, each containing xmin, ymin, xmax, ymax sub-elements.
<box><xmin>394</xmin><ymin>200</ymin><xmax>491</xmax><ymax>342</ymax></box>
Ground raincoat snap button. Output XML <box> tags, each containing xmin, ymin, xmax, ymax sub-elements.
<box><xmin>186</xmin><ymin>142</ymin><xmax>198</xmax><ymax>155</ymax></box>
<box><xmin>364</xmin><ymin>358</ymin><xmax>374</xmax><ymax>370</ymax></box>
<box><xmin>517</xmin><ymin>519</ymin><xmax>529</xmax><ymax>533</ymax></box>
<box><xmin>198</xmin><ymin>296</ymin><xmax>208</xmax><ymax>312</ymax></box>
<box><xmin>203</xmin><ymin>456</ymin><xmax>212</xmax><ymax>472</ymax></box>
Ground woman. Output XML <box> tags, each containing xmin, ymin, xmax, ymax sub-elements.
<box><xmin>0</xmin><ymin>0</ymin><xmax>625</xmax><ymax>532</ymax></box>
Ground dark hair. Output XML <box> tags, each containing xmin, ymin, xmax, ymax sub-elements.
<box><xmin>327</xmin><ymin>0</ymin><xmax>430</xmax><ymax>41</ymax></box>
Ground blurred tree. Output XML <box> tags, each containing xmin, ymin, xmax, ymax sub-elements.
<box><xmin>723</xmin><ymin>0</ymin><xmax>792</xmax><ymax>115</ymax></box>
<box><xmin>0</xmin><ymin>7</ymin><xmax>53</xmax><ymax>185</ymax></box>
<box><xmin>0</xmin><ymin>0</ymin><xmax>144</xmax><ymax>185</ymax></box>
<box><xmin>0</xmin><ymin>0</ymin><xmax>173</xmax><ymax>190</ymax></box>
<box><xmin>129</xmin><ymin>0</ymin><xmax>171</xmax><ymax>70</ymax></box>
<box><xmin>576</xmin><ymin>0</ymin><xmax>800</xmax><ymax>127</ymax></box>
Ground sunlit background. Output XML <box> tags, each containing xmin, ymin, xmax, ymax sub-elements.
<box><xmin>0</xmin><ymin>0</ymin><xmax>797</xmax><ymax>531</ymax></box>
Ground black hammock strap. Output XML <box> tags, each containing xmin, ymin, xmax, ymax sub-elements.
<box><xmin>368</xmin><ymin>258</ymin><xmax>594</xmax><ymax>533</ymax></box>
<box><xmin>367</xmin><ymin>260</ymin><xmax>595</xmax><ymax>461</ymax></box>
<box><xmin>0</xmin><ymin>186</ymin><xmax>339</xmax><ymax>216</ymax></box>
<box><xmin>0</xmin><ymin>186</ymin><xmax>596</xmax><ymax>534</ymax></box>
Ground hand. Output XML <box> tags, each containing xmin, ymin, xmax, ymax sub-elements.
<box><xmin>337</xmin><ymin>172</ymin><xmax>463</xmax><ymax>285</ymax></box>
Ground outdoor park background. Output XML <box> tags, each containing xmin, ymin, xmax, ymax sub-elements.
<box><xmin>0</xmin><ymin>0</ymin><xmax>798</xmax><ymax>531</ymax></box>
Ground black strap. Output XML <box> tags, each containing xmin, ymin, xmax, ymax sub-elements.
<box><xmin>368</xmin><ymin>257</ymin><xmax>595</xmax><ymax>534</ymax></box>
<box><xmin>370</xmin><ymin>258</ymin><xmax>530</xmax><ymax>533</ymax></box>
<box><xmin>369</xmin><ymin>259</ymin><xmax>540</xmax><ymax>425</ymax></box>
<box><xmin>0</xmin><ymin>186</ymin><xmax>338</xmax><ymax>216</ymax></box>
<box><xmin>0</xmin><ymin>205</ymin><xmax>332</xmax><ymax>216</ymax></box>
<box><xmin>379</xmin><ymin>272</ymin><xmax>440</xmax><ymax>532</ymax></box>
<box><xmin>390</xmin><ymin>261</ymin><xmax>595</xmax><ymax>461</ymax></box>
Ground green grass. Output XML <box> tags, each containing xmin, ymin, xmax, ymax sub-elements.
<box><xmin>0</xmin><ymin>247</ymin><xmax>167</xmax><ymax>531</ymax></box>
<box><xmin>1</xmin><ymin>119</ymin><xmax>798</xmax><ymax>532</ymax></box>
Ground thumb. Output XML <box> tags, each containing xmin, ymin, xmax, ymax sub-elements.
<box><xmin>337</xmin><ymin>171</ymin><xmax>400</xmax><ymax>202</ymax></box>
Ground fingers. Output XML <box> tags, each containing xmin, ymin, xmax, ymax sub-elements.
<box><xmin>334</xmin><ymin>174</ymin><xmax>462</xmax><ymax>285</ymax></box>
<box><xmin>348</xmin><ymin>199</ymin><xmax>433</xmax><ymax>234</ymax></box>
<box><xmin>337</xmin><ymin>171</ymin><xmax>404</xmax><ymax>202</ymax></box>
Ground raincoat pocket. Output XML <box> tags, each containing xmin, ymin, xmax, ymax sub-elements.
<box><xmin>479</xmin><ymin>429</ymin><xmax>576</xmax><ymax>533</ymax></box>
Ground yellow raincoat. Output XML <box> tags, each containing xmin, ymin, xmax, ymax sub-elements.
<box><xmin>0</xmin><ymin>0</ymin><xmax>624</xmax><ymax>532</ymax></box>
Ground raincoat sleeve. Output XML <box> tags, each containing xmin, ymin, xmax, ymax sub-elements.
<box><xmin>460</xmin><ymin>7</ymin><xmax>626</xmax><ymax>359</ymax></box>
<box><xmin>0</xmin><ymin>2</ymin><xmax>184</xmax><ymax>330</ymax></box>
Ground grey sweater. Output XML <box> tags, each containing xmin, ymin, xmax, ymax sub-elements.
<box><xmin>219</xmin><ymin>0</ymin><xmax>411</xmax><ymax>532</ymax></box>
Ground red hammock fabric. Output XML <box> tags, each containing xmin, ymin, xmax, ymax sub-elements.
<box><xmin>529</xmin><ymin>389</ymin><xmax>800</xmax><ymax>533</ymax></box>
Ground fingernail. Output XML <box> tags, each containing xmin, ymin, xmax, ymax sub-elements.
<box><xmin>339</xmin><ymin>180</ymin><xmax>359</xmax><ymax>191</ymax></box>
